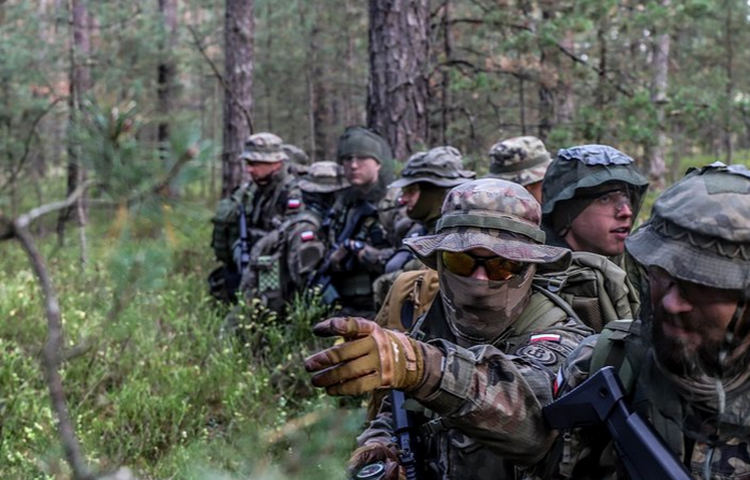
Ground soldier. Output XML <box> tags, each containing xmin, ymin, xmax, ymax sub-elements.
<box><xmin>541</xmin><ymin>144</ymin><xmax>649</xmax><ymax>258</ymax></box>
<box><xmin>315</xmin><ymin>126</ymin><xmax>394</xmax><ymax>318</ymax></box>
<box><xmin>209</xmin><ymin>132</ymin><xmax>303</xmax><ymax>303</ymax></box>
<box><xmin>305</xmin><ymin>178</ymin><xmax>593</xmax><ymax>479</ymax></box>
<box><xmin>280</xmin><ymin>161</ymin><xmax>348</xmax><ymax>297</ymax></box>
<box><xmin>371</xmin><ymin>146</ymin><xmax>475</xmax><ymax>324</ymax></box>
<box><xmin>282</xmin><ymin>143</ymin><xmax>310</xmax><ymax>176</ymax></box>
<box><xmin>485</xmin><ymin>135</ymin><xmax>552</xmax><ymax>202</ymax></box>
<box><xmin>534</xmin><ymin>163</ymin><xmax>750</xmax><ymax>478</ymax></box>
<box><xmin>385</xmin><ymin>146</ymin><xmax>475</xmax><ymax>273</ymax></box>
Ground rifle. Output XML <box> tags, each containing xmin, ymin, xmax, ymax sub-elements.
<box><xmin>308</xmin><ymin>201</ymin><xmax>378</xmax><ymax>304</ymax></box>
<box><xmin>543</xmin><ymin>366</ymin><xmax>690</xmax><ymax>480</ymax></box>
<box><xmin>390</xmin><ymin>389</ymin><xmax>419</xmax><ymax>480</ymax></box>
<box><xmin>237</xmin><ymin>203</ymin><xmax>251</xmax><ymax>273</ymax></box>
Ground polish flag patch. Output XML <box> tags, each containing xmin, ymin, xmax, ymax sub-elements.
<box><xmin>288</xmin><ymin>198</ymin><xmax>302</xmax><ymax>209</ymax></box>
<box><xmin>530</xmin><ymin>333</ymin><xmax>561</xmax><ymax>343</ymax></box>
<box><xmin>300</xmin><ymin>230</ymin><xmax>315</xmax><ymax>242</ymax></box>
<box><xmin>553</xmin><ymin>369</ymin><xmax>565</xmax><ymax>397</ymax></box>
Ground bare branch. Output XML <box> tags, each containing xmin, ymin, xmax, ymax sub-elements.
<box><xmin>12</xmin><ymin>225</ymin><xmax>95</xmax><ymax>480</ymax></box>
<box><xmin>187</xmin><ymin>25</ymin><xmax>254</xmax><ymax>133</ymax></box>
<box><xmin>15</xmin><ymin>180</ymin><xmax>94</xmax><ymax>231</ymax></box>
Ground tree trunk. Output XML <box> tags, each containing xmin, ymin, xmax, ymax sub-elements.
<box><xmin>58</xmin><ymin>0</ymin><xmax>91</xmax><ymax>258</ymax></box>
<box><xmin>724</xmin><ymin>0</ymin><xmax>734</xmax><ymax>164</ymax></box>
<box><xmin>157</xmin><ymin>0</ymin><xmax>178</xmax><ymax>149</ymax></box>
<box><xmin>537</xmin><ymin>5</ymin><xmax>555</xmax><ymax>142</ymax></box>
<box><xmin>367</xmin><ymin>0</ymin><xmax>430</xmax><ymax>161</ymax></box>
<box><xmin>647</xmin><ymin>0</ymin><xmax>671</xmax><ymax>190</ymax></box>
<box><xmin>439</xmin><ymin>0</ymin><xmax>452</xmax><ymax>145</ymax></box>
<box><xmin>222</xmin><ymin>0</ymin><xmax>254</xmax><ymax>197</ymax></box>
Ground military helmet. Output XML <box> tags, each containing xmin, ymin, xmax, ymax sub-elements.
<box><xmin>486</xmin><ymin>136</ymin><xmax>552</xmax><ymax>186</ymax></box>
<box><xmin>404</xmin><ymin>178</ymin><xmax>571</xmax><ymax>272</ymax></box>
<box><xmin>336</xmin><ymin>126</ymin><xmax>392</xmax><ymax>165</ymax></box>
<box><xmin>297</xmin><ymin>161</ymin><xmax>350</xmax><ymax>193</ymax></box>
<box><xmin>282</xmin><ymin>143</ymin><xmax>310</xmax><ymax>166</ymax></box>
<box><xmin>240</xmin><ymin>132</ymin><xmax>289</xmax><ymax>163</ymax></box>
<box><xmin>626</xmin><ymin>162</ymin><xmax>750</xmax><ymax>293</ymax></box>
<box><xmin>390</xmin><ymin>146</ymin><xmax>476</xmax><ymax>189</ymax></box>
<box><xmin>541</xmin><ymin>144</ymin><xmax>649</xmax><ymax>219</ymax></box>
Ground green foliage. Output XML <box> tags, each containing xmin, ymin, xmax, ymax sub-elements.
<box><xmin>0</xmin><ymin>202</ymin><xmax>359</xmax><ymax>479</ymax></box>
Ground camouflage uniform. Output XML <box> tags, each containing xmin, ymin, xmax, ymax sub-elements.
<box><xmin>209</xmin><ymin>133</ymin><xmax>303</xmax><ymax>303</ymax></box>
<box><xmin>534</xmin><ymin>163</ymin><xmax>750</xmax><ymax>479</ymax></box>
<box><xmin>324</xmin><ymin>127</ymin><xmax>395</xmax><ymax>317</ymax></box>
<box><xmin>486</xmin><ymin>135</ymin><xmax>551</xmax><ymax>188</ymax></box>
<box><xmin>280</xmin><ymin>161</ymin><xmax>348</xmax><ymax>296</ymax></box>
<box><xmin>356</xmin><ymin>179</ymin><xmax>593</xmax><ymax>479</ymax></box>
<box><xmin>373</xmin><ymin>147</ymin><xmax>475</xmax><ymax>313</ymax></box>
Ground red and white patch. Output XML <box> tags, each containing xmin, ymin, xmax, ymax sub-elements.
<box><xmin>553</xmin><ymin>369</ymin><xmax>565</xmax><ymax>397</ymax></box>
<box><xmin>287</xmin><ymin>198</ymin><xmax>302</xmax><ymax>209</ymax></box>
<box><xmin>300</xmin><ymin>230</ymin><xmax>315</xmax><ymax>242</ymax></box>
<box><xmin>530</xmin><ymin>333</ymin><xmax>561</xmax><ymax>343</ymax></box>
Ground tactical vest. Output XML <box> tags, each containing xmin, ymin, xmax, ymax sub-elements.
<box><xmin>401</xmin><ymin>292</ymin><xmax>572</xmax><ymax>480</ymax></box>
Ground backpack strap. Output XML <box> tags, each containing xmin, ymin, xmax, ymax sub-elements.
<box><xmin>589</xmin><ymin>319</ymin><xmax>638</xmax><ymax>393</ymax></box>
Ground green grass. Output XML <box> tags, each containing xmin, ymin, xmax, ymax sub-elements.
<box><xmin>0</xmin><ymin>198</ymin><xmax>363</xmax><ymax>479</ymax></box>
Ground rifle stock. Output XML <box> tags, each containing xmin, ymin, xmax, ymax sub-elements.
<box><xmin>543</xmin><ymin>366</ymin><xmax>690</xmax><ymax>480</ymax></box>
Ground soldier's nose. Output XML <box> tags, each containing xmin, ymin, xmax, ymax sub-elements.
<box><xmin>471</xmin><ymin>265</ymin><xmax>489</xmax><ymax>281</ymax></box>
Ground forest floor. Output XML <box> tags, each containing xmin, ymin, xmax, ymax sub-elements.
<box><xmin>0</xmin><ymin>200</ymin><xmax>362</xmax><ymax>479</ymax></box>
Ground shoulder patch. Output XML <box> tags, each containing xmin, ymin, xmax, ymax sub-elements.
<box><xmin>288</xmin><ymin>198</ymin><xmax>302</xmax><ymax>209</ymax></box>
<box><xmin>300</xmin><ymin>230</ymin><xmax>315</xmax><ymax>242</ymax></box>
<box><xmin>516</xmin><ymin>344</ymin><xmax>558</xmax><ymax>366</ymax></box>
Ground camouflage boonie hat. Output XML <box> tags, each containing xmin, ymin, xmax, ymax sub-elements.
<box><xmin>297</xmin><ymin>161</ymin><xmax>350</xmax><ymax>193</ymax></box>
<box><xmin>486</xmin><ymin>136</ymin><xmax>552</xmax><ymax>186</ymax></box>
<box><xmin>282</xmin><ymin>143</ymin><xmax>310</xmax><ymax>166</ymax></box>
<box><xmin>240</xmin><ymin>132</ymin><xmax>289</xmax><ymax>163</ymax></box>
<box><xmin>404</xmin><ymin>178</ymin><xmax>571</xmax><ymax>273</ymax></box>
<box><xmin>389</xmin><ymin>146</ymin><xmax>476</xmax><ymax>189</ymax></box>
<box><xmin>626</xmin><ymin>162</ymin><xmax>750</xmax><ymax>292</ymax></box>
<box><xmin>542</xmin><ymin>144</ymin><xmax>649</xmax><ymax>218</ymax></box>
<box><xmin>336</xmin><ymin>126</ymin><xmax>392</xmax><ymax>165</ymax></box>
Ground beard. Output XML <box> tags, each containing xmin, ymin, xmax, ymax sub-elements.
<box><xmin>651</xmin><ymin>302</ymin><xmax>750</xmax><ymax>379</ymax></box>
<box><xmin>651</xmin><ymin>315</ymin><xmax>722</xmax><ymax>378</ymax></box>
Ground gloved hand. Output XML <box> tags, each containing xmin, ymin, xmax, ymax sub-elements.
<box><xmin>304</xmin><ymin>317</ymin><xmax>425</xmax><ymax>396</ymax></box>
<box><xmin>348</xmin><ymin>442</ymin><xmax>405</xmax><ymax>480</ymax></box>
<box><xmin>329</xmin><ymin>244</ymin><xmax>350</xmax><ymax>271</ymax></box>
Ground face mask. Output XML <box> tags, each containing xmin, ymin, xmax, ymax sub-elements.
<box><xmin>407</xmin><ymin>184</ymin><xmax>445</xmax><ymax>223</ymax></box>
<box><xmin>438</xmin><ymin>261</ymin><xmax>534</xmax><ymax>346</ymax></box>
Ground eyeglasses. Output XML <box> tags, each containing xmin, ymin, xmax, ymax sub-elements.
<box><xmin>593</xmin><ymin>190</ymin><xmax>632</xmax><ymax>212</ymax></box>
<box><xmin>441</xmin><ymin>251</ymin><xmax>525</xmax><ymax>281</ymax></box>
<box><xmin>341</xmin><ymin>155</ymin><xmax>376</xmax><ymax>165</ymax></box>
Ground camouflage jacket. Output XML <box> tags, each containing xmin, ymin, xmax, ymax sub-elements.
<box><xmin>326</xmin><ymin>185</ymin><xmax>393</xmax><ymax>312</ymax></box>
<box><xmin>281</xmin><ymin>207</ymin><xmax>328</xmax><ymax>294</ymax></box>
<box><xmin>358</xmin><ymin>295</ymin><xmax>593</xmax><ymax>479</ymax></box>
<box><xmin>533</xmin><ymin>320</ymin><xmax>750</xmax><ymax>480</ymax></box>
<box><xmin>211</xmin><ymin>166</ymin><xmax>303</xmax><ymax>266</ymax></box>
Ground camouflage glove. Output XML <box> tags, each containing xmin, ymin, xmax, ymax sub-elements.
<box><xmin>348</xmin><ymin>442</ymin><xmax>405</xmax><ymax>480</ymax></box>
<box><xmin>304</xmin><ymin>317</ymin><xmax>424</xmax><ymax>396</ymax></box>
